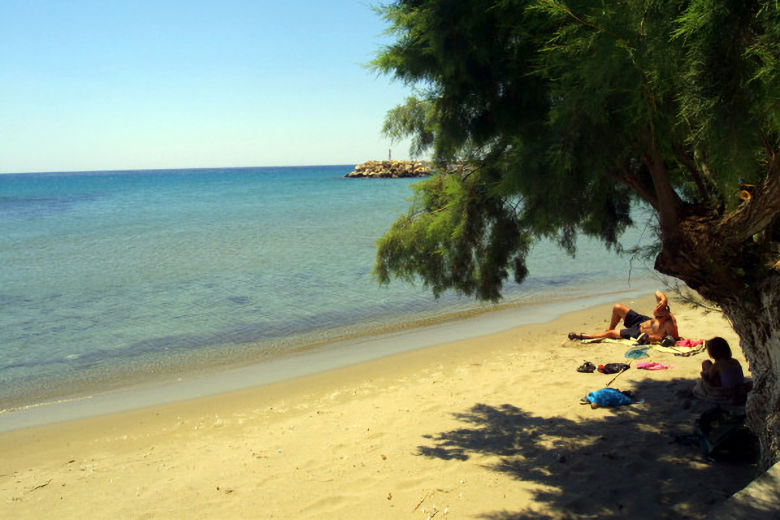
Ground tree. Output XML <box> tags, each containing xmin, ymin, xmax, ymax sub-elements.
<box><xmin>372</xmin><ymin>0</ymin><xmax>780</xmax><ymax>468</ymax></box>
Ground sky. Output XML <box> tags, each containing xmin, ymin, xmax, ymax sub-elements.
<box><xmin>0</xmin><ymin>1</ymin><xmax>417</xmax><ymax>173</ymax></box>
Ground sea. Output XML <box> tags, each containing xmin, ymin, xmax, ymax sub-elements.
<box><xmin>0</xmin><ymin>165</ymin><xmax>660</xmax><ymax>430</ymax></box>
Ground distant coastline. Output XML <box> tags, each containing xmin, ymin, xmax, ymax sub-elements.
<box><xmin>345</xmin><ymin>160</ymin><xmax>430</xmax><ymax>178</ymax></box>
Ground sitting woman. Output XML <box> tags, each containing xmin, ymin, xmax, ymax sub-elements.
<box><xmin>700</xmin><ymin>337</ymin><xmax>744</xmax><ymax>387</ymax></box>
<box><xmin>693</xmin><ymin>337</ymin><xmax>751</xmax><ymax>405</ymax></box>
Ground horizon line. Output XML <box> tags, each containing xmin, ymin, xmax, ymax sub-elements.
<box><xmin>0</xmin><ymin>158</ymin><xmax>428</xmax><ymax>177</ymax></box>
<box><xmin>0</xmin><ymin>163</ymin><xmax>363</xmax><ymax>176</ymax></box>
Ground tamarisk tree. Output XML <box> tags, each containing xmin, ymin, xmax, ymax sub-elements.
<box><xmin>372</xmin><ymin>0</ymin><xmax>779</xmax><ymax>467</ymax></box>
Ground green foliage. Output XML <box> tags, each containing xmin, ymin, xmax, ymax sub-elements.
<box><xmin>375</xmin><ymin>170</ymin><xmax>531</xmax><ymax>301</ymax></box>
<box><xmin>372</xmin><ymin>0</ymin><xmax>779</xmax><ymax>300</ymax></box>
<box><xmin>672</xmin><ymin>0</ymin><xmax>779</xmax><ymax>193</ymax></box>
<box><xmin>381</xmin><ymin>97</ymin><xmax>437</xmax><ymax>157</ymax></box>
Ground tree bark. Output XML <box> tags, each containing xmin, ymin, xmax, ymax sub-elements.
<box><xmin>655</xmin><ymin>208</ymin><xmax>780</xmax><ymax>469</ymax></box>
<box><xmin>720</xmin><ymin>277</ymin><xmax>780</xmax><ymax>470</ymax></box>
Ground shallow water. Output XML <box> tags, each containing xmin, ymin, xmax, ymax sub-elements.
<box><xmin>0</xmin><ymin>166</ymin><xmax>658</xmax><ymax>412</ymax></box>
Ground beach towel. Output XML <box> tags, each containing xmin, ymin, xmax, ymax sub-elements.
<box><xmin>692</xmin><ymin>379</ymin><xmax>752</xmax><ymax>406</ymax></box>
<box><xmin>653</xmin><ymin>343</ymin><xmax>706</xmax><ymax>357</ymax></box>
<box><xmin>583</xmin><ymin>388</ymin><xmax>634</xmax><ymax>407</ymax></box>
<box><xmin>582</xmin><ymin>338</ymin><xmax>635</xmax><ymax>345</ymax></box>
<box><xmin>636</xmin><ymin>361</ymin><xmax>674</xmax><ymax>370</ymax></box>
<box><xmin>676</xmin><ymin>338</ymin><xmax>703</xmax><ymax>347</ymax></box>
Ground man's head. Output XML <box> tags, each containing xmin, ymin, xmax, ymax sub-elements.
<box><xmin>654</xmin><ymin>305</ymin><xmax>671</xmax><ymax>319</ymax></box>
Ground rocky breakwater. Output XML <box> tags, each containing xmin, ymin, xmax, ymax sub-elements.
<box><xmin>345</xmin><ymin>160</ymin><xmax>430</xmax><ymax>178</ymax></box>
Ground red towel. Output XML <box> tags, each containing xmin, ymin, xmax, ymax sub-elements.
<box><xmin>675</xmin><ymin>338</ymin><xmax>703</xmax><ymax>347</ymax></box>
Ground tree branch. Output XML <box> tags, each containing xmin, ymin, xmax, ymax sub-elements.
<box><xmin>537</xmin><ymin>0</ymin><xmax>627</xmax><ymax>44</ymax></box>
<box><xmin>642</xmin><ymin>139</ymin><xmax>682</xmax><ymax>240</ymax></box>
<box><xmin>721</xmin><ymin>150</ymin><xmax>780</xmax><ymax>243</ymax></box>
<box><xmin>672</xmin><ymin>142</ymin><xmax>712</xmax><ymax>204</ymax></box>
<box><xmin>614</xmin><ymin>164</ymin><xmax>657</xmax><ymax>210</ymax></box>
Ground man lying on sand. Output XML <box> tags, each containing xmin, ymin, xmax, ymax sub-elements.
<box><xmin>568</xmin><ymin>291</ymin><xmax>679</xmax><ymax>344</ymax></box>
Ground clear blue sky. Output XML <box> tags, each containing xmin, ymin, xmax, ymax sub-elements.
<box><xmin>0</xmin><ymin>1</ymin><xmax>416</xmax><ymax>173</ymax></box>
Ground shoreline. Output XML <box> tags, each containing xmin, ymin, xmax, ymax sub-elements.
<box><xmin>0</xmin><ymin>276</ymin><xmax>657</xmax><ymax>415</ymax></box>
<box><xmin>0</xmin><ymin>285</ymin><xmax>653</xmax><ymax>433</ymax></box>
<box><xmin>0</xmin><ymin>292</ymin><xmax>761</xmax><ymax>519</ymax></box>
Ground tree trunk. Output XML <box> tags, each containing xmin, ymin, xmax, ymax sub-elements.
<box><xmin>719</xmin><ymin>277</ymin><xmax>780</xmax><ymax>470</ymax></box>
<box><xmin>656</xmin><ymin>218</ymin><xmax>780</xmax><ymax>470</ymax></box>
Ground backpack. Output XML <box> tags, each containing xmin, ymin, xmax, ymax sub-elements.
<box><xmin>694</xmin><ymin>407</ymin><xmax>759</xmax><ymax>463</ymax></box>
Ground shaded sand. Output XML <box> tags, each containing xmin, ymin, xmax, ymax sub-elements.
<box><xmin>0</xmin><ymin>295</ymin><xmax>764</xmax><ymax>519</ymax></box>
<box><xmin>706</xmin><ymin>461</ymin><xmax>779</xmax><ymax>519</ymax></box>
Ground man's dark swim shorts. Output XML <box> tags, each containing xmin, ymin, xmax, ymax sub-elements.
<box><xmin>620</xmin><ymin>309</ymin><xmax>650</xmax><ymax>340</ymax></box>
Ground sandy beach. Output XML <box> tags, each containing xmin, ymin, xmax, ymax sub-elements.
<box><xmin>0</xmin><ymin>294</ymin><xmax>762</xmax><ymax>519</ymax></box>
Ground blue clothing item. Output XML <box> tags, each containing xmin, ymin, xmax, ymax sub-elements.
<box><xmin>625</xmin><ymin>346</ymin><xmax>650</xmax><ymax>359</ymax></box>
<box><xmin>586</xmin><ymin>388</ymin><xmax>634</xmax><ymax>407</ymax></box>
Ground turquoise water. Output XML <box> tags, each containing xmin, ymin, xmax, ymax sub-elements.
<box><xmin>0</xmin><ymin>166</ymin><xmax>657</xmax><ymax>411</ymax></box>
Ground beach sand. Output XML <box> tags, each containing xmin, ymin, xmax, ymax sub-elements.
<box><xmin>0</xmin><ymin>295</ymin><xmax>762</xmax><ymax>519</ymax></box>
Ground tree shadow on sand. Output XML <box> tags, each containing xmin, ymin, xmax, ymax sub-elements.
<box><xmin>416</xmin><ymin>377</ymin><xmax>758</xmax><ymax>520</ymax></box>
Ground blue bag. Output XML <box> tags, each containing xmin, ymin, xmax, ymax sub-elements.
<box><xmin>585</xmin><ymin>388</ymin><xmax>634</xmax><ymax>407</ymax></box>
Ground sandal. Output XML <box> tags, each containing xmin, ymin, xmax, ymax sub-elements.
<box><xmin>577</xmin><ymin>361</ymin><xmax>596</xmax><ymax>373</ymax></box>
<box><xmin>568</xmin><ymin>332</ymin><xmax>584</xmax><ymax>341</ymax></box>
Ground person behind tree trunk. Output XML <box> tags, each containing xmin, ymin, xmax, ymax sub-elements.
<box><xmin>693</xmin><ymin>336</ymin><xmax>750</xmax><ymax>406</ymax></box>
<box><xmin>568</xmin><ymin>291</ymin><xmax>679</xmax><ymax>343</ymax></box>
<box><xmin>701</xmin><ymin>336</ymin><xmax>745</xmax><ymax>387</ymax></box>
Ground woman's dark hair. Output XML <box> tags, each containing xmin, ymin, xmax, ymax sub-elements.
<box><xmin>706</xmin><ymin>337</ymin><xmax>732</xmax><ymax>360</ymax></box>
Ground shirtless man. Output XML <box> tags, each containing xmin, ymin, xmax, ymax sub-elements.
<box><xmin>568</xmin><ymin>291</ymin><xmax>679</xmax><ymax>343</ymax></box>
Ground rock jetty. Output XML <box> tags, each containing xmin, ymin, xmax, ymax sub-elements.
<box><xmin>345</xmin><ymin>160</ymin><xmax>430</xmax><ymax>178</ymax></box>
